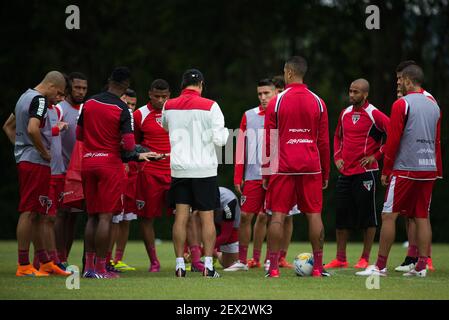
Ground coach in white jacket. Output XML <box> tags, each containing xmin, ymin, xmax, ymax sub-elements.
<box><xmin>162</xmin><ymin>69</ymin><xmax>229</xmax><ymax>278</ymax></box>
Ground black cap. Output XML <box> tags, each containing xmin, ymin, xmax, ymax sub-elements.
<box><xmin>183</xmin><ymin>68</ymin><xmax>204</xmax><ymax>82</ymax></box>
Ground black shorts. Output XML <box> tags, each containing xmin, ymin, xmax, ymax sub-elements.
<box><xmin>169</xmin><ymin>176</ymin><xmax>219</xmax><ymax>211</ymax></box>
<box><xmin>335</xmin><ymin>171</ymin><xmax>379</xmax><ymax>229</ymax></box>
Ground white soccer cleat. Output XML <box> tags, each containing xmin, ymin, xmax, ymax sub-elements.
<box><xmin>403</xmin><ymin>268</ymin><xmax>427</xmax><ymax>277</ymax></box>
<box><xmin>394</xmin><ymin>263</ymin><xmax>415</xmax><ymax>272</ymax></box>
<box><xmin>223</xmin><ymin>261</ymin><xmax>248</xmax><ymax>272</ymax></box>
<box><xmin>264</xmin><ymin>260</ymin><xmax>271</xmax><ymax>272</ymax></box>
<box><xmin>355</xmin><ymin>265</ymin><xmax>387</xmax><ymax>277</ymax></box>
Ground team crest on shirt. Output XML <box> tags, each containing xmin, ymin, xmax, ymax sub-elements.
<box><xmin>240</xmin><ymin>196</ymin><xmax>246</xmax><ymax>206</ymax></box>
<box><xmin>39</xmin><ymin>195</ymin><xmax>50</xmax><ymax>208</ymax></box>
<box><xmin>352</xmin><ymin>114</ymin><xmax>361</xmax><ymax>124</ymax></box>
<box><xmin>136</xmin><ymin>200</ymin><xmax>146</xmax><ymax>210</ymax></box>
<box><xmin>363</xmin><ymin>180</ymin><xmax>373</xmax><ymax>191</ymax></box>
<box><xmin>156</xmin><ymin>117</ymin><xmax>163</xmax><ymax>128</ymax></box>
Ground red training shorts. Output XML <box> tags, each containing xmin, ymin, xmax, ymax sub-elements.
<box><xmin>136</xmin><ymin>171</ymin><xmax>172</xmax><ymax>218</ymax></box>
<box><xmin>17</xmin><ymin>161</ymin><xmax>51</xmax><ymax>214</ymax></box>
<box><xmin>48</xmin><ymin>175</ymin><xmax>65</xmax><ymax>216</ymax></box>
<box><xmin>265</xmin><ymin>174</ymin><xmax>323</xmax><ymax>214</ymax></box>
<box><xmin>240</xmin><ymin>180</ymin><xmax>266</xmax><ymax>214</ymax></box>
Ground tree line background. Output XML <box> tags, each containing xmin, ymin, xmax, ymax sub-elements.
<box><xmin>0</xmin><ymin>0</ymin><xmax>447</xmax><ymax>241</ymax></box>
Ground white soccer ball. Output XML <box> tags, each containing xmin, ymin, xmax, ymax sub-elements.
<box><xmin>294</xmin><ymin>253</ymin><xmax>314</xmax><ymax>277</ymax></box>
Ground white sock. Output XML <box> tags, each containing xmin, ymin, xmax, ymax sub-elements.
<box><xmin>176</xmin><ymin>257</ymin><xmax>185</xmax><ymax>270</ymax></box>
<box><xmin>204</xmin><ymin>256</ymin><xmax>213</xmax><ymax>270</ymax></box>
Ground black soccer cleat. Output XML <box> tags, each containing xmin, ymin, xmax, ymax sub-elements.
<box><xmin>203</xmin><ymin>267</ymin><xmax>220</xmax><ymax>278</ymax></box>
<box><xmin>175</xmin><ymin>268</ymin><xmax>186</xmax><ymax>277</ymax></box>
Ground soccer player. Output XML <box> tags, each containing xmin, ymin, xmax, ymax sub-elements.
<box><xmin>394</xmin><ymin>60</ymin><xmax>436</xmax><ymax>272</ymax></box>
<box><xmin>77</xmin><ymin>67</ymin><xmax>157</xmax><ymax>279</ymax></box>
<box><xmin>263</xmin><ymin>56</ymin><xmax>330</xmax><ymax>278</ymax></box>
<box><xmin>162</xmin><ymin>69</ymin><xmax>229</xmax><ymax>278</ymax></box>
<box><xmin>41</xmin><ymin>102</ymin><xmax>72</xmax><ymax>276</ymax></box>
<box><xmin>356</xmin><ymin>64</ymin><xmax>442</xmax><ymax>278</ymax></box>
<box><xmin>107</xmin><ymin>88</ymin><xmax>140</xmax><ymax>272</ymax></box>
<box><xmin>213</xmin><ymin>187</ymin><xmax>240</xmax><ymax>269</ymax></box>
<box><xmin>12</xmin><ymin>71</ymin><xmax>66</xmax><ymax>276</ymax></box>
<box><xmin>134</xmin><ymin>79</ymin><xmax>171</xmax><ymax>272</ymax></box>
<box><xmin>232</xmin><ymin>79</ymin><xmax>294</xmax><ymax>271</ymax></box>
<box><xmin>55</xmin><ymin>72</ymin><xmax>88</xmax><ymax>266</ymax></box>
<box><xmin>324</xmin><ymin>79</ymin><xmax>389</xmax><ymax>270</ymax></box>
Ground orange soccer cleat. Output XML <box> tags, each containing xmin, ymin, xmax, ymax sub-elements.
<box><xmin>247</xmin><ymin>258</ymin><xmax>261</xmax><ymax>268</ymax></box>
<box><xmin>278</xmin><ymin>257</ymin><xmax>294</xmax><ymax>268</ymax></box>
<box><xmin>16</xmin><ymin>264</ymin><xmax>49</xmax><ymax>277</ymax></box>
<box><xmin>427</xmin><ymin>257</ymin><xmax>435</xmax><ymax>271</ymax></box>
<box><xmin>265</xmin><ymin>269</ymin><xmax>280</xmax><ymax>278</ymax></box>
<box><xmin>324</xmin><ymin>259</ymin><xmax>348</xmax><ymax>269</ymax></box>
<box><xmin>354</xmin><ymin>258</ymin><xmax>369</xmax><ymax>269</ymax></box>
<box><xmin>39</xmin><ymin>261</ymin><xmax>72</xmax><ymax>276</ymax></box>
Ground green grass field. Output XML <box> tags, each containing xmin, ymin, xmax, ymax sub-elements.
<box><xmin>1</xmin><ymin>241</ymin><xmax>448</xmax><ymax>300</ymax></box>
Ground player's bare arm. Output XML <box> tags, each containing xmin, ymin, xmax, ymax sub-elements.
<box><xmin>3</xmin><ymin>113</ymin><xmax>16</xmax><ymax>145</ymax></box>
<box><xmin>27</xmin><ymin>118</ymin><xmax>51</xmax><ymax>161</ymax></box>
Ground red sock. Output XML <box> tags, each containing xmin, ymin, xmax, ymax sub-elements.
<box><xmin>85</xmin><ymin>252</ymin><xmax>95</xmax><ymax>271</ymax></box>
<box><xmin>114</xmin><ymin>249</ymin><xmax>124</xmax><ymax>264</ymax></box>
<box><xmin>253</xmin><ymin>249</ymin><xmax>261</xmax><ymax>262</ymax></box>
<box><xmin>18</xmin><ymin>249</ymin><xmax>30</xmax><ymax>266</ymax></box>
<box><xmin>415</xmin><ymin>256</ymin><xmax>428</xmax><ymax>271</ymax></box>
<box><xmin>279</xmin><ymin>250</ymin><xmax>287</xmax><ymax>260</ymax></box>
<box><xmin>313</xmin><ymin>250</ymin><xmax>323</xmax><ymax>271</ymax></box>
<box><xmin>376</xmin><ymin>255</ymin><xmax>388</xmax><ymax>270</ymax></box>
<box><xmin>58</xmin><ymin>249</ymin><xmax>67</xmax><ymax>263</ymax></box>
<box><xmin>36</xmin><ymin>249</ymin><xmax>51</xmax><ymax>264</ymax></box>
<box><xmin>407</xmin><ymin>245</ymin><xmax>418</xmax><ymax>258</ymax></box>
<box><xmin>94</xmin><ymin>257</ymin><xmax>107</xmax><ymax>274</ymax></box>
<box><xmin>49</xmin><ymin>250</ymin><xmax>60</xmax><ymax>264</ymax></box>
<box><xmin>269</xmin><ymin>251</ymin><xmax>279</xmax><ymax>271</ymax></box>
<box><xmin>105</xmin><ymin>251</ymin><xmax>112</xmax><ymax>263</ymax></box>
<box><xmin>336</xmin><ymin>250</ymin><xmax>346</xmax><ymax>262</ymax></box>
<box><xmin>148</xmin><ymin>246</ymin><xmax>159</xmax><ymax>264</ymax></box>
<box><xmin>189</xmin><ymin>245</ymin><xmax>201</xmax><ymax>265</ymax></box>
<box><xmin>239</xmin><ymin>245</ymin><xmax>248</xmax><ymax>264</ymax></box>
<box><xmin>361</xmin><ymin>251</ymin><xmax>370</xmax><ymax>261</ymax></box>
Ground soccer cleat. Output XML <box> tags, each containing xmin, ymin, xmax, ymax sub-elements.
<box><xmin>265</xmin><ymin>269</ymin><xmax>280</xmax><ymax>278</ymax></box>
<box><xmin>278</xmin><ymin>257</ymin><xmax>294</xmax><ymax>268</ymax></box>
<box><xmin>247</xmin><ymin>258</ymin><xmax>261</xmax><ymax>268</ymax></box>
<box><xmin>394</xmin><ymin>256</ymin><xmax>417</xmax><ymax>272</ymax></box>
<box><xmin>223</xmin><ymin>261</ymin><xmax>248</xmax><ymax>272</ymax></box>
<box><xmin>61</xmin><ymin>261</ymin><xmax>69</xmax><ymax>269</ymax></box>
<box><xmin>403</xmin><ymin>268</ymin><xmax>427</xmax><ymax>277</ymax></box>
<box><xmin>354</xmin><ymin>258</ymin><xmax>369</xmax><ymax>269</ymax></box>
<box><xmin>427</xmin><ymin>257</ymin><xmax>435</xmax><ymax>271</ymax></box>
<box><xmin>114</xmin><ymin>260</ymin><xmax>136</xmax><ymax>271</ymax></box>
<box><xmin>39</xmin><ymin>261</ymin><xmax>71</xmax><ymax>276</ymax></box>
<box><xmin>16</xmin><ymin>264</ymin><xmax>49</xmax><ymax>277</ymax></box>
<box><xmin>149</xmin><ymin>261</ymin><xmax>161</xmax><ymax>272</ymax></box>
<box><xmin>355</xmin><ymin>265</ymin><xmax>387</xmax><ymax>277</ymax></box>
<box><xmin>83</xmin><ymin>270</ymin><xmax>101</xmax><ymax>279</ymax></box>
<box><xmin>95</xmin><ymin>272</ymin><xmax>119</xmax><ymax>279</ymax></box>
<box><xmin>56</xmin><ymin>262</ymin><xmax>68</xmax><ymax>272</ymax></box>
<box><xmin>175</xmin><ymin>268</ymin><xmax>186</xmax><ymax>277</ymax></box>
<box><xmin>183</xmin><ymin>253</ymin><xmax>191</xmax><ymax>264</ymax></box>
<box><xmin>106</xmin><ymin>262</ymin><xmax>123</xmax><ymax>273</ymax></box>
<box><xmin>312</xmin><ymin>268</ymin><xmax>331</xmax><ymax>277</ymax></box>
<box><xmin>264</xmin><ymin>260</ymin><xmax>271</xmax><ymax>272</ymax></box>
<box><xmin>203</xmin><ymin>267</ymin><xmax>220</xmax><ymax>278</ymax></box>
<box><xmin>324</xmin><ymin>259</ymin><xmax>348</xmax><ymax>269</ymax></box>
<box><xmin>191</xmin><ymin>262</ymin><xmax>205</xmax><ymax>273</ymax></box>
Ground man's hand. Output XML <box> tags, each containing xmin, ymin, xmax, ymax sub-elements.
<box><xmin>40</xmin><ymin>150</ymin><xmax>51</xmax><ymax>162</ymax></box>
<box><xmin>335</xmin><ymin>159</ymin><xmax>344</xmax><ymax>171</ymax></box>
<box><xmin>381</xmin><ymin>174</ymin><xmax>391</xmax><ymax>187</ymax></box>
<box><xmin>234</xmin><ymin>183</ymin><xmax>243</xmax><ymax>195</ymax></box>
<box><xmin>57</xmin><ymin>121</ymin><xmax>69</xmax><ymax>131</ymax></box>
<box><xmin>360</xmin><ymin>155</ymin><xmax>376</xmax><ymax>168</ymax></box>
<box><xmin>322</xmin><ymin>180</ymin><xmax>329</xmax><ymax>190</ymax></box>
<box><xmin>262</xmin><ymin>178</ymin><xmax>269</xmax><ymax>190</ymax></box>
<box><xmin>138</xmin><ymin>152</ymin><xmax>163</xmax><ymax>161</ymax></box>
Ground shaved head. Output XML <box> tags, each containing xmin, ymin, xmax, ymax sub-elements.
<box><xmin>42</xmin><ymin>71</ymin><xmax>66</xmax><ymax>89</ymax></box>
<box><xmin>351</xmin><ymin>78</ymin><xmax>370</xmax><ymax>93</ymax></box>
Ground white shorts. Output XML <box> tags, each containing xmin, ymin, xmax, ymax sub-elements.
<box><xmin>220</xmin><ymin>241</ymin><xmax>239</xmax><ymax>254</ymax></box>
<box><xmin>112</xmin><ymin>212</ymin><xmax>138</xmax><ymax>224</ymax></box>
